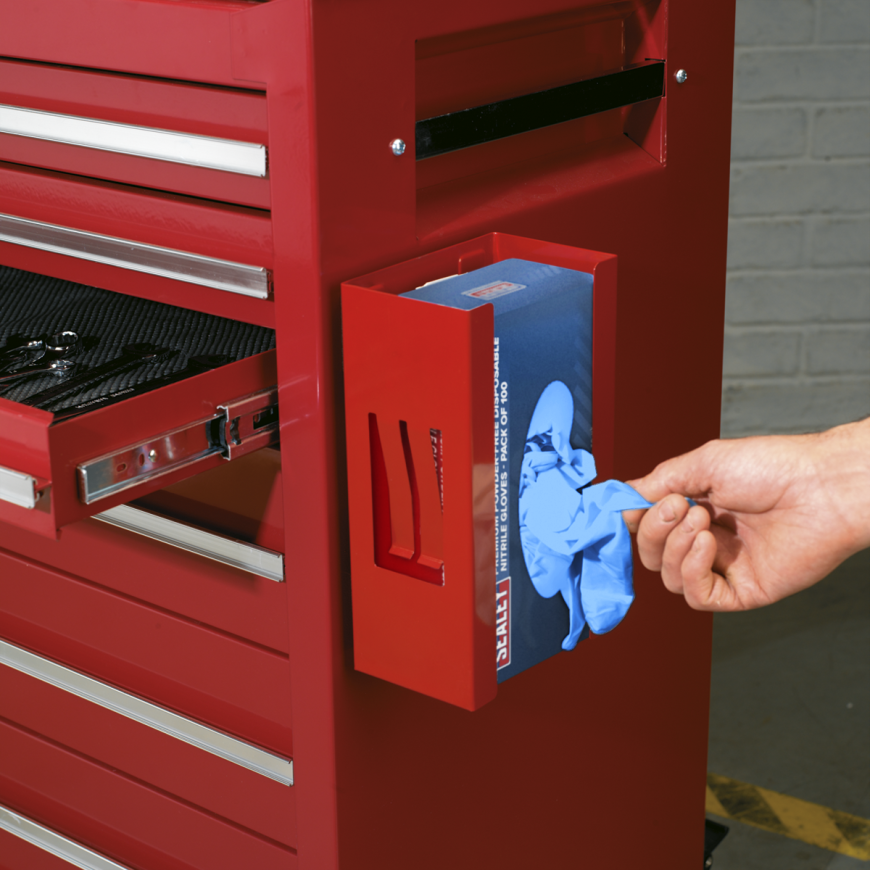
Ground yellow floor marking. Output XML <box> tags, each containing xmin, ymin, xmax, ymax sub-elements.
<box><xmin>706</xmin><ymin>772</ymin><xmax>870</xmax><ymax>860</ymax></box>
<box><xmin>705</xmin><ymin>786</ymin><xmax>728</xmax><ymax>819</ymax></box>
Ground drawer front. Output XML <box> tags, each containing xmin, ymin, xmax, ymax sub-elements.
<box><xmin>0</xmin><ymin>445</ymin><xmax>288</xmax><ymax>653</ymax></box>
<box><xmin>0</xmin><ymin>162</ymin><xmax>274</xmax><ymax>324</ymax></box>
<box><xmin>0</xmin><ymin>640</ymin><xmax>295</xmax><ymax>847</ymax></box>
<box><xmin>0</xmin><ymin>58</ymin><xmax>270</xmax><ymax>209</ymax></box>
<box><xmin>1</xmin><ymin>806</ymin><xmax>131</xmax><ymax>870</ymax></box>
<box><xmin>0</xmin><ymin>548</ymin><xmax>292</xmax><ymax>755</ymax></box>
<box><xmin>0</xmin><ymin>721</ymin><xmax>296</xmax><ymax>870</ymax></box>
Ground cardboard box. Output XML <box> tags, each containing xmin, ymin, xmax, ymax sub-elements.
<box><xmin>401</xmin><ymin>258</ymin><xmax>594</xmax><ymax>682</ymax></box>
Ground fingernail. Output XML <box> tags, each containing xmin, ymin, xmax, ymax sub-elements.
<box><xmin>659</xmin><ymin>501</ymin><xmax>676</xmax><ymax>523</ymax></box>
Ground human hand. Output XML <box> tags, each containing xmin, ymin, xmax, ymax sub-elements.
<box><xmin>622</xmin><ymin>420</ymin><xmax>870</xmax><ymax>611</ymax></box>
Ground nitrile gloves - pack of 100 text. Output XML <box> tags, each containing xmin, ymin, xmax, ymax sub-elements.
<box><xmin>401</xmin><ymin>259</ymin><xmax>650</xmax><ymax>682</ymax></box>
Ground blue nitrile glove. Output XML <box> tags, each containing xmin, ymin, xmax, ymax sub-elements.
<box><xmin>518</xmin><ymin>381</ymin><xmax>652</xmax><ymax>651</ymax></box>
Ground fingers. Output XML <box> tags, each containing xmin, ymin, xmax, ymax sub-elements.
<box><xmin>681</xmin><ymin>531</ymin><xmax>741</xmax><ymax>612</ymax></box>
<box><xmin>636</xmin><ymin>493</ymin><xmax>692</xmax><ymax>572</ymax></box>
<box><xmin>659</xmin><ymin>504</ymin><xmax>711</xmax><ymax>595</ymax></box>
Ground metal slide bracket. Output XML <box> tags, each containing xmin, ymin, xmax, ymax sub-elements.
<box><xmin>77</xmin><ymin>387</ymin><xmax>279</xmax><ymax>505</ymax></box>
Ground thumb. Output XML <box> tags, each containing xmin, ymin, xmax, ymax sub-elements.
<box><xmin>628</xmin><ymin>443</ymin><xmax>717</xmax><ymax>505</ymax></box>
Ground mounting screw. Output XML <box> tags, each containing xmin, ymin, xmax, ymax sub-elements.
<box><xmin>390</xmin><ymin>138</ymin><xmax>406</xmax><ymax>156</ymax></box>
<box><xmin>675</xmin><ymin>69</ymin><xmax>688</xmax><ymax>84</ymax></box>
<box><xmin>148</xmin><ymin>449</ymin><xmax>158</xmax><ymax>462</ymax></box>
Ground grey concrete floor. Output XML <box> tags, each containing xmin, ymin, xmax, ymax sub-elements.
<box><xmin>707</xmin><ymin>548</ymin><xmax>870</xmax><ymax>869</ymax></box>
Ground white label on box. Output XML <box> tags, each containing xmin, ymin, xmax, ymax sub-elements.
<box><xmin>462</xmin><ymin>280</ymin><xmax>526</xmax><ymax>301</ymax></box>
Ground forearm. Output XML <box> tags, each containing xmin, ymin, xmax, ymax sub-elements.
<box><xmin>811</xmin><ymin>417</ymin><xmax>870</xmax><ymax>558</ymax></box>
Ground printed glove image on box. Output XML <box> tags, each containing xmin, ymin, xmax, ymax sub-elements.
<box><xmin>401</xmin><ymin>259</ymin><xmax>649</xmax><ymax>682</ymax></box>
<box><xmin>520</xmin><ymin>381</ymin><xmax>652</xmax><ymax>653</ymax></box>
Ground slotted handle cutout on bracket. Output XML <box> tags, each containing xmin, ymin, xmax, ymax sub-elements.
<box><xmin>369</xmin><ymin>414</ymin><xmax>444</xmax><ymax>585</ymax></box>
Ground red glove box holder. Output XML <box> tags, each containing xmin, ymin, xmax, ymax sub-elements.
<box><xmin>342</xmin><ymin>232</ymin><xmax>616</xmax><ymax>710</ymax></box>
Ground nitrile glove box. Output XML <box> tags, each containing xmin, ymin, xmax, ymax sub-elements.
<box><xmin>401</xmin><ymin>258</ymin><xmax>595</xmax><ymax>682</ymax></box>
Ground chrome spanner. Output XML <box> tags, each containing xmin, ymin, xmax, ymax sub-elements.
<box><xmin>21</xmin><ymin>343</ymin><xmax>172</xmax><ymax>409</ymax></box>
<box><xmin>0</xmin><ymin>335</ymin><xmax>45</xmax><ymax>370</ymax></box>
<box><xmin>0</xmin><ymin>330</ymin><xmax>80</xmax><ymax>376</ymax></box>
<box><xmin>0</xmin><ymin>331</ymin><xmax>81</xmax><ymax>386</ymax></box>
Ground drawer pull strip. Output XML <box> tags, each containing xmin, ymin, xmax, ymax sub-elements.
<box><xmin>0</xmin><ymin>463</ymin><xmax>40</xmax><ymax>509</ymax></box>
<box><xmin>0</xmin><ymin>639</ymin><xmax>294</xmax><ymax>786</ymax></box>
<box><xmin>0</xmin><ymin>213</ymin><xmax>271</xmax><ymax>299</ymax></box>
<box><xmin>0</xmin><ymin>803</ymin><xmax>132</xmax><ymax>870</ymax></box>
<box><xmin>95</xmin><ymin>503</ymin><xmax>285</xmax><ymax>582</ymax></box>
<box><xmin>0</xmin><ymin>103</ymin><xmax>266</xmax><ymax>177</ymax></box>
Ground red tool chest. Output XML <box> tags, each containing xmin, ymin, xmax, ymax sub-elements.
<box><xmin>0</xmin><ymin>1</ymin><xmax>735</xmax><ymax>868</ymax></box>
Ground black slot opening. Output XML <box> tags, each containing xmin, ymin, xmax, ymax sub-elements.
<box><xmin>416</xmin><ymin>60</ymin><xmax>665</xmax><ymax>160</ymax></box>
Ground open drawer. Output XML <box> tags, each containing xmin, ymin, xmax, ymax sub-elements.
<box><xmin>0</xmin><ymin>267</ymin><xmax>277</xmax><ymax>538</ymax></box>
<box><xmin>342</xmin><ymin>233</ymin><xmax>617</xmax><ymax>711</ymax></box>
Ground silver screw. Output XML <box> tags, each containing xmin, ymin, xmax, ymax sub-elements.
<box><xmin>675</xmin><ymin>69</ymin><xmax>688</xmax><ymax>84</ymax></box>
<box><xmin>149</xmin><ymin>449</ymin><xmax>158</xmax><ymax>462</ymax></box>
<box><xmin>390</xmin><ymin>138</ymin><xmax>406</xmax><ymax>156</ymax></box>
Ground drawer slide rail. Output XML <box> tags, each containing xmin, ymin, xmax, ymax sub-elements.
<box><xmin>76</xmin><ymin>387</ymin><xmax>279</xmax><ymax>505</ymax></box>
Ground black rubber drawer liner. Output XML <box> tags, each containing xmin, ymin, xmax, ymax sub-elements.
<box><xmin>0</xmin><ymin>265</ymin><xmax>275</xmax><ymax>415</ymax></box>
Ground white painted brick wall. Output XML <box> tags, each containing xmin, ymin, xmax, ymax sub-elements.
<box><xmin>723</xmin><ymin>0</ymin><xmax>870</xmax><ymax>437</ymax></box>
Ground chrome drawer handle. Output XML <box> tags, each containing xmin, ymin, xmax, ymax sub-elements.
<box><xmin>0</xmin><ymin>464</ymin><xmax>41</xmax><ymax>509</ymax></box>
<box><xmin>0</xmin><ymin>103</ymin><xmax>266</xmax><ymax>177</ymax></box>
<box><xmin>95</xmin><ymin>504</ymin><xmax>285</xmax><ymax>583</ymax></box>
<box><xmin>0</xmin><ymin>803</ymin><xmax>133</xmax><ymax>870</ymax></box>
<box><xmin>0</xmin><ymin>639</ymin><xmax>293</xmax><ymax>786</ymax></box>
<box><xmin>0</xmin><ymin>213</ymin><xmax>271</xmax><ymax>300</ymax></box>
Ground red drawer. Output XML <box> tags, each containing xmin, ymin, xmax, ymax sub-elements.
<box><xmin>0</xmin><ymin>161</ymin><xmax>274</xmax><ymax>325</ymax></box>
<box><xmin>0</xmin><ymin>643</ymin><xmax>295</xmax><ymax>847</ymax></box>
<box><xmin>0</xmin><ymin>349</ymin><xmax>277</xmax><ymax>539</ymax></box>
<box><xmin>0</xmin><ymin>449</ymin><xmax>288</xmax><ymax>653</ymax></box>
<box><xmin>0</xmin><ymin>549</ymin><xmax>292</xmax><ymax>755</ymax></box>
<box><xmin>342</xmin><ymin>232</ymin><xmax>617</xmax><ymax>711</ymax></box>
<box><xmin>1</xmin><ymin>810</ymin><xmax>115</xmax><ymax>870</ymax></box>
<box><xmin>0</xmin><ymin>719</ymin><xmax>295</xmax><ymax>870</ymax></box>
<box><xmin>0</xmin><ymin>57</ymin><xmax>270</xmax><ymax>210</ymax></box>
